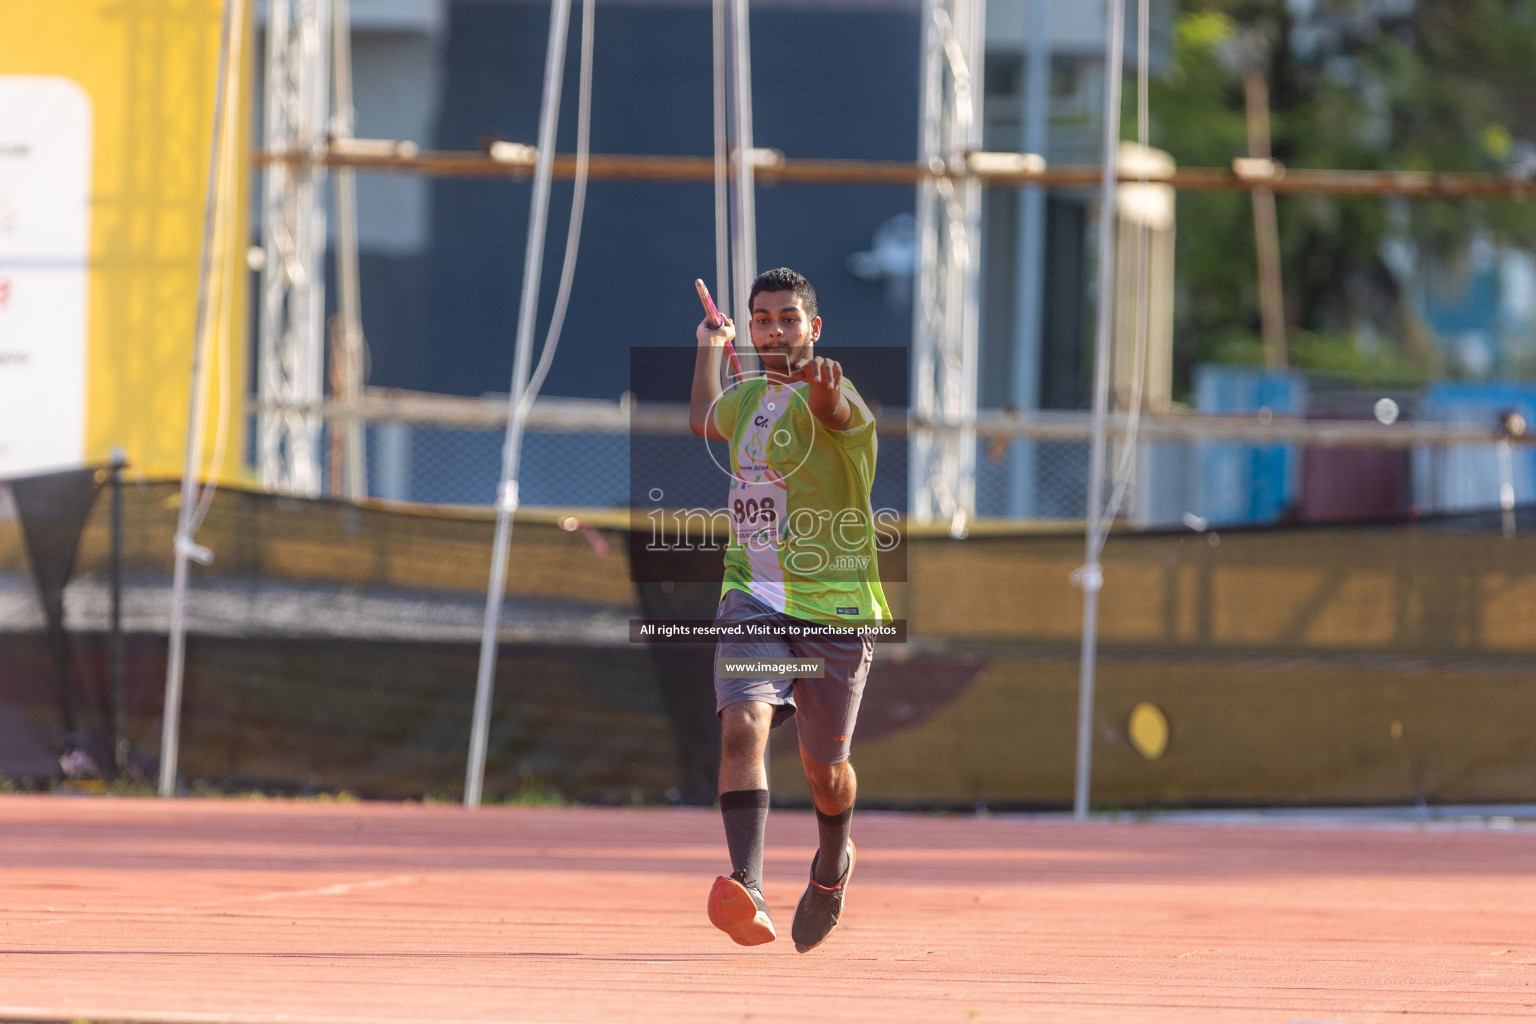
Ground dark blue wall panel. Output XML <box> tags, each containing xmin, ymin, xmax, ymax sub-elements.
<box><xmin>359</xmin><ymin>2</ymin><xmax>920</xmax><ymax>402</ymax></box>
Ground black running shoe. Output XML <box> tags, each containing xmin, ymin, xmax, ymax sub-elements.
<box><xmin>792</xmin><ymin>839</ymin><xmax>856</xmax><ymax>953</ymax></box>
<box><xmin>708</xmin><ymin>869</ymin><xmax>775</xmax><ymax>946</ymax></box>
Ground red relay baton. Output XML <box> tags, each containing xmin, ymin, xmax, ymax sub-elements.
<box><xmin>695</xmin><ymin>279</ymin><xmax>745</xmax><ymax>380</ymax></box>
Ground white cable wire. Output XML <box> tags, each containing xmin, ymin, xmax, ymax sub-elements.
<box><xmin>1096</xmin><ymin>0</ymin><xmax>1152</xmax><ymax>548</ymax></box>
<box><xmin>161</xmin><ymin>0</ymin><xmax>240</xmax><ymax>799</ymax></box>
<box><xmin>518</xmin><ymin>0</ymin><xmax>594</xmax><ymax>414</ymax></box>
<box><xmin>464</xmin><ymin>0</ymin><xmax>576</xmax><ymax>808</ymax></box>
<box><xmin>188</xmin><ymin>8</ymin><xmax>244</xmax><ymax>536</ymax></box>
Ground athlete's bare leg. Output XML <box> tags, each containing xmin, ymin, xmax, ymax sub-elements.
<box><xmin>800</xmin><ymin>747</ymin><xmax>856</xmax><ymax>815</ymax></box>
<box><xmin>719</xmin><ymin>701</ymin><xmax>773</xmax><ymax>794</ymax></box>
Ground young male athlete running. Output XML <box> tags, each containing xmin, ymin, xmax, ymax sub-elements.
<box><xmin>688</xmin><ymin>267</ymin><xmax>890</xmax><ymax>952</ymax></box>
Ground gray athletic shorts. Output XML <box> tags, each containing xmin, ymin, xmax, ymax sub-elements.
<box><xmin>713</xmin><ymin>588</ymin><xmax>874</xmax><ymax>766</ymax></box>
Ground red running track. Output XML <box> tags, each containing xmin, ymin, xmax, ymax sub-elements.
<box><xmin>2</xmin><ymin>794</ymin><xmax>1535</xmax><ymax>1023</ymax></box>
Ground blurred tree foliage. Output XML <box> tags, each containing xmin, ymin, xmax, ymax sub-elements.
<box><xmin>1150</xmin><ymin>0</ymin><xmax>1536</xmax><ymax>393</ymax></box>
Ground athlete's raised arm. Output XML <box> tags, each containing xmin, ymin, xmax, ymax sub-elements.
<box><xmin>690</xmin><ymin>314</ymin><xmax>732</xmax><ymax>440</ymax></box>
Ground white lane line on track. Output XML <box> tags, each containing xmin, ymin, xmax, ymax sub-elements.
<box><xmin>164</xmin><ymin>873</ymin><xmax>425</xmax><ymax>912</ymax></box>
<box><xmin>6</xmin><ymin>875</ymin><xmax>426</xmax><ymax>928</ymax></box>
<box><xmin>0</xmin><ymin>1009</ymin><xmax>610</xmax><ymax>1024</ymax></box>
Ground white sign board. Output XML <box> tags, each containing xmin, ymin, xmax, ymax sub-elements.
<box><xmin>0</xmin><ymin>76</ymin><xmax>92</xmax><ymax>478</ymax></box>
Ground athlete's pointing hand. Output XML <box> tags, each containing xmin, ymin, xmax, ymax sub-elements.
<box><xmin>789</xmin><ymin>355</ymin><xmax>842</xmax><ymax>391</ymax></box>
<box><xmin>790</xmin><ymin>356</ymin><xmax>852</xmax><ymax>431</ymax></box>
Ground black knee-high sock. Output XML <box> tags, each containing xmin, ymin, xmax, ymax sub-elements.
<box><xmin>720</xmin><ymin>789</ymin><xmax>770</xmax><ymax>888</ymax></box>
<box><xmin>813</xmin><ymin>806</ymin><xmax>852</xmax><ymax>886</ymax></box>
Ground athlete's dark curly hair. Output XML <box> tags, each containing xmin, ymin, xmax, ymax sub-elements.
<box><xmin>747</xmin><ymin>267</ymin><xmax>819</xmax><ymax>320</ymax></box>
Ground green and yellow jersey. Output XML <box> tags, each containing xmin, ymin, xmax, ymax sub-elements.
<box><xmin>712</xmin><ymin>375</ymin><xmax>892</xmax><ymax>625</ymax></box>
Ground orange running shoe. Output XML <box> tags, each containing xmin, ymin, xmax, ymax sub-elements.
<box><xmin>707</xmin><ymin>870</ymin><xmax>776</xmax><ymax>946</ymax></box>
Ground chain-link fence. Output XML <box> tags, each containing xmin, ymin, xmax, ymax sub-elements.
<box><xmin>248</xmin><ymin>366</ymin><xmax>1536</xmax><ymax>527</ymax></box>
<box><xmin>364</xmin><ymin>425</ymin><xmax>631</xmax><ymax>508</ymax></box>
<box><xmin>330</xmin><ymin>416</ymin><xmax>1535</xmax><ymax>531</ymax></box>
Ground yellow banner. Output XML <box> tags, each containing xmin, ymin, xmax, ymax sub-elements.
<box><xmin>0</xmin><ymin>0</ymin><xmax>249</xmax><ymax>482</ymax></box>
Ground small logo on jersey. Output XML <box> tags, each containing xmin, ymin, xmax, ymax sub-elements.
<box><xmin>834</xmin><ymin>735</ymin><xmax>850</xmax><ymax>742</ymax></box>
<box><xmin>836</xmin><ymin>606</ymin><xmax>859</xmax><ymax>615</ymax></box>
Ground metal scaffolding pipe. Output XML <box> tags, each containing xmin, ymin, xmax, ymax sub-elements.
<box><xmin>249</xmin><ymin>391</ymin><xmax>1536</xmax><ymax>448</ymax></box>
<box><xmin>253</xmin><ymin>146</ymin><xmax>1536</xmax><ymax>199</ymax></box>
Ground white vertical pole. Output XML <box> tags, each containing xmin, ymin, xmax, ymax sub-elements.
<box><xmin>954</xmin><ymin>0</ymin><xmax>984</xmax><ymax>533</ymax></box>
<box><xmin>1499</xmin><ymin>438</ymin><xmax>1517</xmax><ymax>539</ymax></box>
<box><xmin>257</xmin><ymin>0</ymin><xmax>291</xmax><ymax>491</ymax></box>
<box><xmin>909</xmin><ymin>0</ymin><xmax>981</xmax><ymax>535</ymax></box>
<box><xmin>1074</xmin><ymin>0</ymin><xmax>1126</xmax><ymax>821</ymax></box>
<box><xmin>465</xmin><ymin>0</ymin><xmax>574</xmax><ymax>808</ymax></box>
<box><xmin>1008</xmin><ymin>0</ymin><xmax>1049</xmax><ymax>519</ymax></box>
<box><xmin>711</xmin><ymin>0</ymin><xmax>732</xmax><ymax>315</ymax></box>
<box><xmin>258</xmin><ymin>0</ymin><xmax>331</xmax><ymax>495</ymax></box>
<box><xmin>332</xmin><ymin>0</ymin><xmax>367</xmax><ymax>499</ymax></box>
<box><xmin>910</xmin><ymin>0</ymin><xmax>943</xmax><ymax>524</ymax></box>
<box><xmin>726</xmin><ymin>0</ymin><xmax>756</xmax><ymax>327</ymax></box>
<box><xmin>161</xmin><ymin>0</ymin><xmax>239</xmax><ymax>798</ymax></box>
<box><xmin>297</xmin><ymin>0</ymin><xmax>333</xmax><ymax>496</ymax></box>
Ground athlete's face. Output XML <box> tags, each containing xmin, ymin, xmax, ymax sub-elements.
<box><xmin>748</xmin><ymin>290</ymin><xmax>821</xmax><ymax>377</ymax></box>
